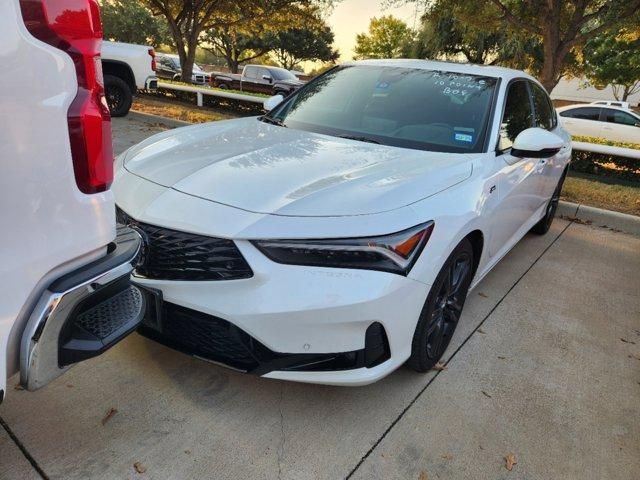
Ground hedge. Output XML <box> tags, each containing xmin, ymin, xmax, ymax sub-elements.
<box><xmin>570</xmin><ymin>136</ymin><xmax>640</xmax><ymax>183</ymax></box>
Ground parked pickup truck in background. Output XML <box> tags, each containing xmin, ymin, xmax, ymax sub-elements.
<box><xmin>213</xmin><ymin>65</ymin><xmax>305</xmax><ymax>96</ymax></box>
<box><xmin>102</xmin><ymin>40</ymin><xmax>158</xmax><ymax>117</ymax></box>
<box><xmin>1</xmin><ymin>0</ymin><xmax>145</xmax><ymax>402</ymax></box>
<box><xmin>156</xmin><ymin>53</ymin><xmax>212</xmax><ymax>85</ymax></box>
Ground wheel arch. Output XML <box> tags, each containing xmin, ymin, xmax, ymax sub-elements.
<box><xmin>101</xmin><ymin>60</ymin><xmax>136</xmax><ymax>93</ymax></box>
<box><xmin>464</xmin><ymin>229</ymin><xmax>484</xmax><ymax>279</ymax></box>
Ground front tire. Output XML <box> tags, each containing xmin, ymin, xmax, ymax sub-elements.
<box><xmin>407</xmin><ymin>239</ymin><xmax>474</xmax><ymax>372</ymax></box>
<box><xmin>104</xmin><ymin>74</ymin><xmax>132</xmax><ymax>117</ymax></box>
<box><xmin>531</xmin><ymin>169</ymin><xmax>567</xmax><ymax>235</ymax></box>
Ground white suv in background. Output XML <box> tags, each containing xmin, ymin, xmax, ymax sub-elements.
<box><xmin>1</xmin><ymin>0</ymin><xmax>145</xmax><ymax>403</ymax></box>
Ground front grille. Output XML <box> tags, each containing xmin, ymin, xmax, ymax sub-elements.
<box><xmin>116</xmin><ymin>207</ymin><xmax>253</xmax><ymax>281</ymax></box>
<box><xmin>141</xmin><ymin>302</ymin><xmax>262</xmax><ymax>372</ymax></box>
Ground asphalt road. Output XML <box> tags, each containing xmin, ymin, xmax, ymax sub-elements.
<box><xmin>1</xmin><ymin>114</ymin><xmax>638</xmax><ymax>480</ymax></box>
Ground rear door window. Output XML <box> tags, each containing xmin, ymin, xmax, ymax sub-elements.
<box><xmin>560</xmin><ymin>107</ymin><xmax>600</xmax><ymax>121</ymax></box>
<box><xmin>499</xmin><ymin>81</ymin><xmax>534</xmax><ymax>150</ymax></box>
<box><xmin>531</xmin><ymin>83</ymin><xmax>556</xmax><ymax>130</ymax></box>
<box><xmin>244</xmin><ymin>66</ymin><xmax>258</xmax><ymax>79</ymax></box>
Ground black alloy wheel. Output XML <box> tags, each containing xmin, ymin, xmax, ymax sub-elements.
<box><xmin>104</xmin><ymin>74</ymin><xmax>132</xmax><ymax>117</ymax></box>
<box><xmin>407</xmin><ymin>238</ymin><xmax>474</xmax><ymax>372</ymax></box>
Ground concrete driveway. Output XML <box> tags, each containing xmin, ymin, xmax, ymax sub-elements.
<box><xmin>1</xmin><ymin>115</ymin><xmax>638</xmax><ymax>480</ymax></box>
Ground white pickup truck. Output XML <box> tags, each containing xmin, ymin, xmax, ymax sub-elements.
<box><xmin>1</xmin><ymin>0</ymin><xmax>145</xmax><ymax>403</ymax></box>
<box><xmin>102</xmin><ymin>40</ymin><xmax>158</xmax><ymax>116</ymax></box>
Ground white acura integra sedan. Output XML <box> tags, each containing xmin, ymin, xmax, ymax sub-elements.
<box><xmin>114</xmin><ymin>59</ymin><xmax>571</xmax><ymax>385</ymax></box>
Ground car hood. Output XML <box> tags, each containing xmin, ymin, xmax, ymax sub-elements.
<box><xmin>122</xmin><ymin>118</ymin><xmax>476</xmax><ymax>217</ymax></box>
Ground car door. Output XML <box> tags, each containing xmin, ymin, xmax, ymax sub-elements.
<box><xmin>256</xmin><ymin>67</ymin><xmax>275</xmax><ymax>94</ymax></box>
<box><xmin>558</xmin><ymin>106</ymin><xmax>602</xmax><ymax>138</ymax></box>
<box><xmin>530</xmin><ymin>81</ymin><xmax>570</xmax><ymax>203</ymax></box>
<box><xmin>488</xmin><ymin>80</ymin><xmax>540</xmax><ymax>257</ymax></box>
<box><xmin>600</xmin><ymin>108</ymin><xmax>640</xmax><ymax>143</ymax></box>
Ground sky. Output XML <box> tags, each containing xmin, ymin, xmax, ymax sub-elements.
<box><xmin>328</xmin><ymin>0</ymin><xmax>420</xmax><ymax>61</ymax></box>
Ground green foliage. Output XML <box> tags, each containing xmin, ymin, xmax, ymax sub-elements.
<box><xmin>353</xmin><ymin>16</ymin><xmax>415</xmax><ymax>60</ymax></box>
<box><xmin>203</xmin><ymin>25</ymin><xmax>273</xmax><ymax>73</ymax></box>
<box><xmin>571</xmin><ymin>136</ymin><xmax>640</xmax><ymax>183</ymax></box>
<box><xmin>100</xmin><ymin>0</ymin><xmax>171</xmax><ymax>46</ymax></box>
<box><xmin>271</xmin><ymin>25</ymin><xmax>339</xmax><ymax>70</ymax></box>
<box><xmin>583</xmin><ymin>31</ymin><xmax>640</xmax><ymax>101</ymax></box>
<box><xmin>397</xmin><ymin>0</ymin><xmax>640</xmax><ymax>92</ymax></box>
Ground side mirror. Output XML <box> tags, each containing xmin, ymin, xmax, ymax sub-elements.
<box><xmin>263</xmin><ymin>94</ymin><xmax>284</xmax><ymax>112</ymax></box>
<box><xmin>511</xmin><ymin>127</ymin><xmax>564</xmax><ymax>158</ymax></box>
<box><xmin>262</xmin><ymin>75</ymin><xmax>273</xmax><ymax>83</ymax></box>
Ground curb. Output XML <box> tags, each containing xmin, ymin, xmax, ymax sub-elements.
<box><xmin>128</xmin><ymin>110</ymin><xmax>192</xmax><ymax>128</ymax></box>
<box><xmin>558</xmin><ymin>201</ymin><xmax>640</xmax><ymax>236</ymax></box>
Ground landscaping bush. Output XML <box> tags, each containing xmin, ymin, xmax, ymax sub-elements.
<box><xmin>570</xmin><ymin>136</ymin><xmax>640</xmax><ymax>183</ymax></box>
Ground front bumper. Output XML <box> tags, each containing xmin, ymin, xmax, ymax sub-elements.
<box><xmin>132</xmin><ymin>240</ymin><xmax>430</xmax><ymax>385</ymax></box>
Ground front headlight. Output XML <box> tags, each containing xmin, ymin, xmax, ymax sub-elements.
<box><xmin>252</xmin><ymin>221</ymin><xmax>434</xmax><ymax>275</ymax></box>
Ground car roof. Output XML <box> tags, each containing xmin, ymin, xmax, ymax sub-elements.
<box><xmin>557</xmin><ymin>103</ymin><xmax>639</xmax><ymax>116</ymax></box>
<box><xmin>344</xmin><ymin>58</ymin><xmax>537</xmax><ymax>82</ymax></box>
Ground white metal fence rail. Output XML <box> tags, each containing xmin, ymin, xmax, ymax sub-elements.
<box><xmin>158</xmin><ymin>82</ymin><xmax>265</xmax><ymax>106</ymax></box>
<box><xmin>572</xmin><ymin>141</ymin><xmax>640</xmax><ymax>160</ymax></box>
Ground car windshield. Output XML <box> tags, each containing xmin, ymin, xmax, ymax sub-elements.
<box><xmin>272</xmin><ymin>69</ymin><xmax>298</xmax><ymax>81</ymax></box>
<box><xmin>266</xmin><ymin>65</ymin><xmax>498</xmax><ymax>153</ymax></box>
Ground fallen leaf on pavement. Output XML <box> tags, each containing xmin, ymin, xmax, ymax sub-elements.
<box><xmin>441</xmin><ymin>453</ymin><xmax>453</xmax><ymax>460</ymax></box>
<box><xmin>432</xmin><ymin>362</ymin><xmax>447</xmax><ymax>371</ymax></box>
<box><xmin>497</xmin><ymin>356</ymin><xmax>506</xmax><ymax>360</ymax></box>
<box><xmin>628</xmin><ymin>353</ymin><xmax>640</xmax><ymax>361</ymax></box>
<box><xmin>621</xmin><ymin>338</ymin><xmax>636</xmax><ymax>344</ymax></box>
<box><xmin>418</xmin><ymin>471</ymin><xmax>429</xmax><ymax>480</ymax></box>
<box><xmin>101</xmin><ymin>407</ymin><xmax>118</xmax><ymax>426</ymax></box>
<box><xmin>478</xmin><ymin>292</ymin><xmax>488</xmax><ymax>298</ymax></box>
<box><xmin>504</xmin><ymin>453</ymin><xmax>517</xmax><ymax>471</ymax></box>
<box><xmin>14</xmin><ymin>384</ymin><xmax>24</xmax><ymax>391</ymax></box>
<box><xmin>482</xmin><ymin>391</ymin><xmax>492</xmax><ymax>398</ymax></box>
<box><xmin>477</xmin><ymin>328</ymin><xmax>486</xmax><ymax>334</ymax></box>
<box><xmin>134</xmin><ymin>462</ymin><xmax>147</xmax><ymax>474</ymax></box>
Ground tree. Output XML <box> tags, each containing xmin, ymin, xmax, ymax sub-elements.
<box><xmin>272</xmin><ymin>25</ymin><xmax>339</xmax><ymax>70</ymax></box>
<box><xmin>353</xmin><ymin>16</ymin><xmax>414</xmax><ymax>60</ymax></box>
<box><xmin>100</xmin><ymin>0</ymin><xmax>172</xmax><ymax>46</ymax></box>
<box><xmin>583</xmin><ymin>31</ymin><xmax>640</xmax><ymax>101</ymax></box>
<box><xmin>412</xmin><ymin>1</ymin><xmax>510</xmax><ymax>64</ymax></box>
<box><xmin>141</xmin><ymin>0</ymin><xmax>333</xmax><ymax>82</ymax></box>
<box><xmin>202</xmin><ymin>25</ymin><xmax>273</xmax><ymax>73</ymax></box>
<box><xmin>397</xmin><ymin>0</ymin><xmax>640</xmax><ymax>92</ymax></box>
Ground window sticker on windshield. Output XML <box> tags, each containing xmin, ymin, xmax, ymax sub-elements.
<box><xmin>454</xmin><ymin>127</ymin><xmax>474</xmax><ymax>143</ymax></box>
<box><xmin>454</xmin><ymin>133</ymin><xmax>473</xmax><ymax>143</ymax></box>
<box><xmin>373</xmin><ymin>81</ymin><xmax>391</xmax><ymax>97</ymax></box>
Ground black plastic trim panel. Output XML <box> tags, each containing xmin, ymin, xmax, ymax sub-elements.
<box><xmin>138</xmin><ymin>299</ymin><xmax>390</xmax><ymax>375</ymax></box>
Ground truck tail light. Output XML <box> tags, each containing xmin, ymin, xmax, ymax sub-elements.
<box><xmin>148</xmin><ymin>48</ymin><xmax>157</xmax><ymax>72</ymax></box>
<box><xmin>19</xmin><ymin>0</ymin><xmax>113</xmax><ymax>194</ymax></box>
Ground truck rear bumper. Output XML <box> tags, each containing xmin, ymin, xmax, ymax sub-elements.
<box><xmin>145</xmin><ymin>76</ymin><xmax>158</xmax><ymax>90</ymax></box>
<box><xmin>19</xmin><ymin>227</ymin><xmax>144</xmax><ymax>391</ymax></box>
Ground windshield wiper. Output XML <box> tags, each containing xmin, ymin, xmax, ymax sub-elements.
<box><xmin>337</xmin><ymin>134</ymin><xmax>380</xmax><ymax>144</ymax></box>
<box><xmin>260</xmin><ymin>115</ymin><xmax>286</xmax><ymax>127</ymax></box>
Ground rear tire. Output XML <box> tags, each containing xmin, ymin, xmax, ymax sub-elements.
<box><xmin>104</xmin><ymin>74</ymin><xmax>132</xmax><ymax>117</ymax></box>
<box><xmin>407</xmin><ymin>239</ymin><xmax>474</xmax><ymax>372</ymax></box>
<box><xmin>531</xmin><ymin>169</ymin><xmax>567</xmax><ymax>235</ymax></box>
<box><xmin>218</xmin><ymin>83</ymin><xmax>229</xmax><ymax>90</ymax></box>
